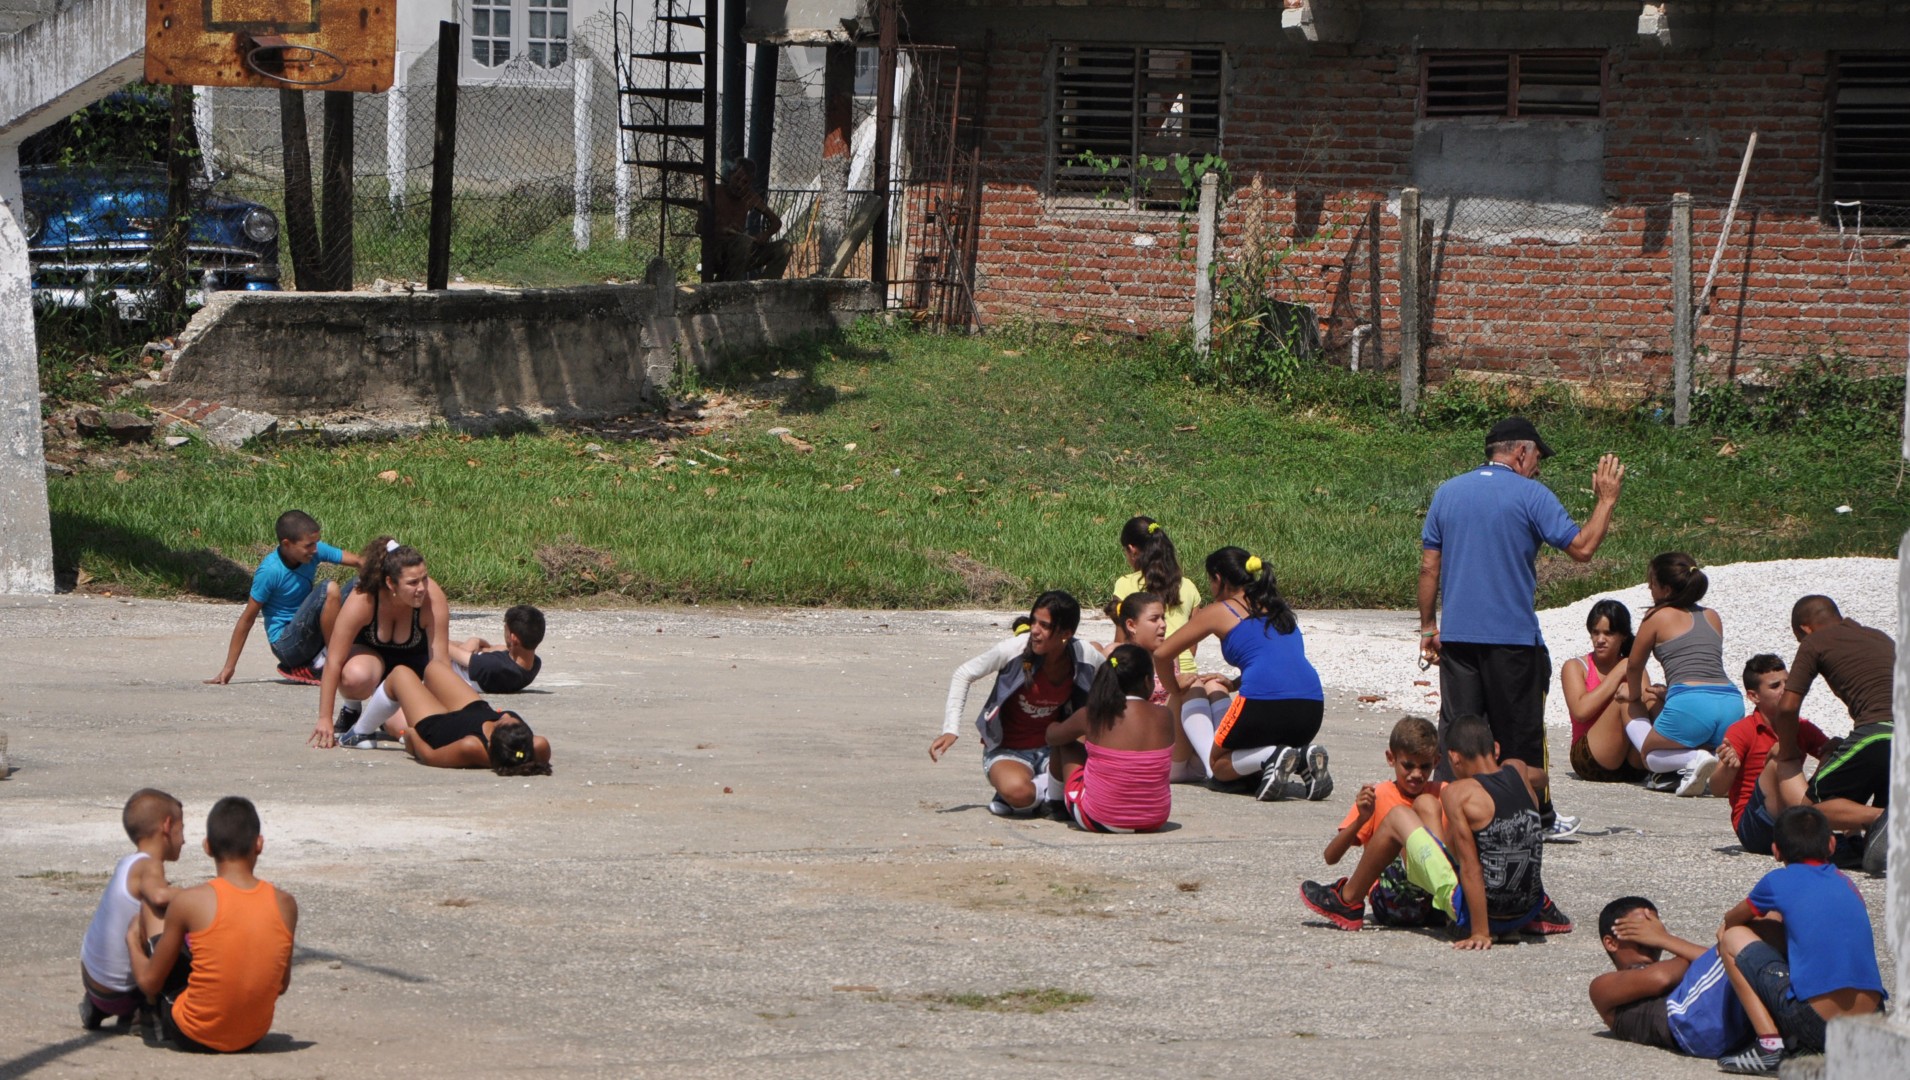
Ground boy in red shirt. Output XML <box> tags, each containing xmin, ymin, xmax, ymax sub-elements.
<box><xmin>1319</xmin><ymin>716</ymin><xmax>1446</xmax><ymax>926</ymax></box>
<box><xmin>1710</xmin><ymin>655</ymin><xmax>1828</xmax><ymax>859</ymax></box>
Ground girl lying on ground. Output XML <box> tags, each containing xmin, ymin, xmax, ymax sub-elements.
<box><xmin>375</xmin><ymin>660</ymin><xmax>551</xmax><ymax>774</ymax></box>
<box><xmin>1153</xmin><ymin>548</ymin><xmax>1329</xmax><ymax>802</ymax></box>
<box><xmin>1046</xmin><ymin>644</ymin><xmax>1175</xmax><ymax>833</ymax></box>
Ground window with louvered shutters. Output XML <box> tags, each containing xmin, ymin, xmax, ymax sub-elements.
<box><xmin>1051</xmin><ymin>44</ymin><xmax>1225</xmax><ymax>210</ymax></box>
<box><xmin>1422</xmin><ymin>52</ymin><xmax>1604</xmax><ymax>120</ymax></box>
<box><xmin>1828</xmin><ymin>54</ymin><xmax>1910</xmax><ymax>229</ymax></box>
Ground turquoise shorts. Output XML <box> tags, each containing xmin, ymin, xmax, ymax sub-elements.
<box><xmin>1653</xmin><ymin>683</ymin><xmax>1742</xmax><ymax>749</ymax></box>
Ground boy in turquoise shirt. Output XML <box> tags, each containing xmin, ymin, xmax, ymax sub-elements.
<box><xmin>208</xmin><ymin>510</ymin><xmax>360</xmax><ymax>685</ymax></box>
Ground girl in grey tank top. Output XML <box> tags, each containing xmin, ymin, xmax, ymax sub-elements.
<box><xmin>1624</xmin><ymin>553</ymin><xmax>1741</xmax><ymax>793</ymax></box>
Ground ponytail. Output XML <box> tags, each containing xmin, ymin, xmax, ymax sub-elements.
<box><xmin>358</xmin><ymin>535</ymin><xmax>426</xmax><ymax>594</ymax></box>
<box><xmin>1644</xmin><ymin>552</ymin><xmax>1708</xmax><ymax>618</ymax></box>
<box><xmin>1085</xmin><ymin>644</ymin><xmax>1155</xmax><ymax>736</ymax></box>
<box><xmin>1205</xmin><ymin>546</ymin><xmax>1297</xmax><ymax>636</ymax></box>
<box><xmin>1119</xmin><ymin>516</ymin><xmax>1184</xmax><ymax>605</ymax></box>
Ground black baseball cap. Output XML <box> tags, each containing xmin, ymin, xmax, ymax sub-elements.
<box><xmin>1486</xmin><ymin>416</ymin><xmax>1554</xmax><ymax>458</ymax></box>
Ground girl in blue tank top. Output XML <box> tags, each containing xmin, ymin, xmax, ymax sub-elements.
<box><xmin>1153</xmin><ymin>547</ymin><xmax>1330</xmax><ymax>803</ymax></box>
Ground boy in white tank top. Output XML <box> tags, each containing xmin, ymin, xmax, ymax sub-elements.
<box><xmin>79</xmin><ymin>789</ymin><xmax>183</xmax><ymax>1031</ymax></box>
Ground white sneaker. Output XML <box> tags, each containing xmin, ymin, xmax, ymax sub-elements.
<box><xmin>1545</xmin><ymin>815</ymin><xmax>1582</xmax><ymax>841</ymax></box>
<box><xmin>987</xmin><ymin>795</ymin><xmax>1037</xmax><ymax>818</ymax></box>
<box><xmin>1675</xmin><ymin>751</ymin><xmax>1720</xmax><ymax>797</ymax></box>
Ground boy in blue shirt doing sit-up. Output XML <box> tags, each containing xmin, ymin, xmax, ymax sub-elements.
<box><xmin>208</xmin><ymin>510</ymin><xmax>361</xmax><ymax>686</ymax></box>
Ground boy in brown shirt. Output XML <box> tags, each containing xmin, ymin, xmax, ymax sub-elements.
<box><xmin>1764</xmin><ymin>595</ymin><xmax>1892</xmax><ymax>873</ymax></box>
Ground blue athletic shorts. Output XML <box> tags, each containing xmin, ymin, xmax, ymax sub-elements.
<box><xmin>1735</xmin><ymin>778</ymin><xmax>1777</xmax><ymax>856</ymax></box>
<box><xmin>1653</xmin><ymin>683</ymin><xmax>1742</xmax><ymax>750</ymax></box>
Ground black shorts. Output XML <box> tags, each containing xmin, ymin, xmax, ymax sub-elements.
<box><xmin>1808</xmin><ymin>723</ymin><xmax>1892</xmax><ymax>809</ymax></box>
<box><xmin>1738</xmin><ymin>940</ymin><xmax>1829</xmax><ymax>1053</ymax></box>
<box><xmin>1213</xmin><ymin>697</ymin><xmax>1323</xmax><ymax>752</ymax></box>
<box><xmin>1608</xmin><ymin>994</ymin><xmax>1677</xmax><ymax>1052</ymax></box>
<box><xmin>1437</xmin><ymin>642</ymin><xmax>1550</xmax><ymax>775</ymax></box>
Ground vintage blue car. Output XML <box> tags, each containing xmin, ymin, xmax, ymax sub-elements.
<box><xmin>21</xmin><ymin>164</ymin><xmax>280</xmax><ymax>317</ymax></box>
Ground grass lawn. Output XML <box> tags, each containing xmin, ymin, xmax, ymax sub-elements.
<box><xmin>46</xmin><ymin>324</ymin><xmax>1910</xmax><ymax>609</ymax></box>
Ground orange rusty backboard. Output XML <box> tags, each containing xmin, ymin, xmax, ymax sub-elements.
<box><xmin>145</xmin><ymin>0</ymin><xmax>396</xmax><ymax>92</ymax></box>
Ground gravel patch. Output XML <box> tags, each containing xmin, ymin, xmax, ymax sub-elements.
<box><xmin>1304</xmin><ymin>556</ymin><xmax>1900</xmax><ymax>738</ymax></box>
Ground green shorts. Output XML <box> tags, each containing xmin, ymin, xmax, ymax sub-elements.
<box><xmin>1402</xmin><ymin>827</ymin><xmax>1460</xmax><ymax>921</ymax></box>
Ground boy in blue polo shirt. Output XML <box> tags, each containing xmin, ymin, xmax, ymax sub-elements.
<box><xmin>1715</xmin><ymin>805</ymin><xmax>1886</xmax><ymax>1075</ymax></box>
<box><xmin>207</xmin><ymin>510</ymin><xmax>360</xmax><ymax>685</ymax></box>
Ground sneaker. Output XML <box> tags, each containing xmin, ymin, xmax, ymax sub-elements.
<box><xmin>987</xmin><ymin>796</ymin><xmax>1037</xmax><ymax>818</ymax></box>
<box><xmin>1529</xmin><ymin>896</ymin><xmax>1574</xmax><ymax>935</ymax></box>
<box><xmin>1545</xmin><ymin>815</ymin><xmax>1582</xmax><ymax>841</ymax></box>
<box><xmin>1257</xmin><ymin>747</ymin><xmax>1300</xmax><ymax>802</ymax></box>
<box><xmin>1717</xmin><ymin>1043</ymin><xmax>1783</xmax><ymax>1076</ymax></box>
<box><xmin>1302</xmin><ymin>744</ymin><xmax>1334</xmax><ymax>801</ymax></box>
<box><xmin>1300</xmin><ymin>877</ymin><xmax>1365</xmax><ymax>931</ymax></box>
<box><xmin>1675</xmin><ymin>751</ymin><xmax>1720</xmax><ymax>797</ymax></box>
<box><xmin>80</xmin><ymin>996</ymin><xmax>106</xmax><ymax>1031</ymax></box>
<box><xmin>276</xmin><ymin>664</ymin><xmax>320</xmax><ymax>685</ymax></box>
<box><xmin>333</xmin><ymin>704</ymin><xmax>362</xmax><ymax>735</ymax></box>
<box><xmin>1863</xmin><ymin>811</ymin><xmax>1889</xmax><ymax>876</ymax></box>
<box><xmin>1643</xmin><ymin>771</ymin><xmax>1678</xmax><ymax>793</ymax></box>
<box><xmin>337</xmin><ymin>728</ymin><xmax>381</xmax><ymax>749</ymax></box>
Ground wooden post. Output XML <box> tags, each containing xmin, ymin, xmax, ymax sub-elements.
<box><xmin>427</xmin><ymin>20</ymin><xmax>459</xmax><ymax>292</ymax></box>
<box><xmin>1399</xmin><ymin>187</ymin><xmax>1422</xmax><ymax>415</ymax></box>
<box><xmin>720</xmin><ymin>0</ymin><xmax>746</xmax><ymax>166</ymax></box>
<box><xmin>1672</xmin><ymin>191</ymin><xmax>1693</xmax><ymax>427</ymax></box>
<box><xmin>870</xmin><ymin>0</ymin><xmax>898</xmax><ymax>292</ymax></box>
<box><xmin>1193</xmin><ymin>171</ymin><xmax>1218</xmax><ymax>355</ymax></box>
<box><xmin>278</xmin><ymin>89</ymin><xmax>324</xmax><ymax>290</ymax></box>
<box><xmin>321</xmin><ymin>90</ymin><xmax>355</xmax><ymax>289</ymax></box>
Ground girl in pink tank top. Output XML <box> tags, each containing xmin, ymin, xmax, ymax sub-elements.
<box><xmin>1560</xmin><ymin>599</ymin><xmax>1651</xmax><ymax>782</ymax></box>
<box><xmin>1047</xmin><ymin>644</ymin><xmax>1174</xmax><ymax>832</ymax></box>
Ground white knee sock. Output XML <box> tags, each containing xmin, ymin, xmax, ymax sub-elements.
<box><xmin>1180</xmin><ymin>699</ymin><xmax>1217</xmax><ymax>779</ymax></box>
<box><xmin>351</xmin><ymin>684</ymin><xmax>399</xmax><ymax>737</ymax></box>
<box><xmin>1646</xmin><ymin>747</ymin><xmax>1709</xmax><ymax>774</ymax></box>
<box><xmin>1230</xmin><ymin>746</ymin><xmax>1275</xmax><ymax>775</ymax></box>
<box><xmin>1169</xmin><ymin>757</ymin><xmax>1205</xmax><ymax>784</ymax></box>
<box><xmin>1626</xmin><ymin>719</ymin><xmax>1654</xmax><ymax>754</ymax></box>
<box><xmin>1033</xmin><ymin>771</ymin><xmax>1054</xmax><ymax>804</ymax></box>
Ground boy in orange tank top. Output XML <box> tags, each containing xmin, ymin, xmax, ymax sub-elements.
<box><xmin>136</xmin><ymin>796</ymin><xmax>299</xmax><ymax>1052</ymax></box>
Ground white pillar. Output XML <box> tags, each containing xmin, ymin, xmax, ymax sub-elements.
<box><xmin>0</xmin><ymin>142</ymin><xmax>57</xmax><ymax>595</ymax></box>
<box><xmin>572</xmin><ymin>60</ymin><xmax>595</xmax><ymax>252</ymax></box>
<box><xmin>386</xmin><ymin>51</ymin><xmax>408</xmax><ymax>212</ymax></box>
<box><xmin>192</xmin><ymin>88</ymin><xmax>218</xmax><ymax>180</ymax></box>
<box><xmin>1192</xmin><ymin>171</ymin><xmax>1217</xmax><ymax>355</ymax></box>
<box><xmin>613</xmin><ymin>57</ymin><xmax>630</xmax><ymax>243</ymax></box>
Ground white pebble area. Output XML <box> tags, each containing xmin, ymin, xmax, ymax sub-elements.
<box><xmin>1302</xmin><ymin>557</ymin><xmax>1900</xmax><ymax>739</ymax></box>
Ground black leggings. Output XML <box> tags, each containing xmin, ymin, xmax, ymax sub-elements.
<box><xmin>1214</xmin><ymin>697</ymin><xmax>1324</xmax><ymax>751</ymax></box>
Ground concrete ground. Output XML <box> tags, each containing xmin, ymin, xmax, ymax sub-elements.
<box><xmin>0</xmin><ymin>597</ymin><xmax>1893</xmax><ymax>1079</ymax></box>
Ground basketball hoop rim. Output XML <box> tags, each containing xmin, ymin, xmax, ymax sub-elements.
<box><xmin>244</xmin><ymin>41</ymin><xmax>349</xmax><ymax>87</ymax></box>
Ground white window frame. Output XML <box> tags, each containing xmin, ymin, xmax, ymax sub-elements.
<box><xmin>460</xmin><ymin>0</ymin><xmax>575</xmax><ymax>84</ymax></box>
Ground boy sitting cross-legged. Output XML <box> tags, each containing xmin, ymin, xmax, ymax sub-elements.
<box><xmin>1713</xmin><ymin>805</ymin><xmax>1886</xmax><ymax>1075</ymax></box>
<box><xmin>1589</xmin><ymin>896</ymin><xmax>1749</xmax><ymax>1061</ymax></box>
<box><xmin>208</xmin><ymin>510</ymin><xmax>361</xmax><ymax>686</ymax></box>
<box><xmin>1318</xmin><ymin>715</ymin><xmax>1447</xmax><ymax>927</ymax></box>
<box><xmin>136</xmin><ymin>796</ymin><xmax>299</xmax><ymax>1053</ymax></box>
<box><xmin>1300</xmin><ymin>714</ymin><xmax>1570</xmax><ymax>946</ymax></box>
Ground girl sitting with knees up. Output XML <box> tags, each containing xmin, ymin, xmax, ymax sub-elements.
<box><xmin>1046</xmin><ymin>644</ymin><xmax>1175</xmax><ymax>833</ymax></box>
<box><xmin>1113</xmin><ymin>517</ymin><xmax>1203</xmax><ymax>677</ymax></box>
<box><xmin>377</xmin><ymin>660</ymin><xmax>551</xmax><ymax>775</ymax></box>
<box><xmin>1154</xmin><ymin>548</ymin><xmax>1329</xmax><ymax>802</ymax></box>
<box><xmin>310</xmin><ymin>537</ymin><xmax>450</xmax><ymax>750</ymax></box>
<box><xmin>1626</xmin><ymin>552</ymin><xmax>1740</xmax><ymax>797</ymax></box>
<box><xmin>934</xmin><ymin>591</ymin><xmax>1104</xmax><ymax>818</ymax></box>
<box><xmin>1562</xmin><ymin>598</ymin><xmax>1660</xmax><ymax>783</ymax></box>
<box><xmin>1114</xmin><ymin>591</ymin><xmax>1209</xmax><ymax>783</ymax></box>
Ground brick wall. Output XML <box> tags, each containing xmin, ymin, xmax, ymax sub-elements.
<box><xmin>952</xmin><ymin>40</ymin><xmax>1910</xmax><ymax>380</ymax></box>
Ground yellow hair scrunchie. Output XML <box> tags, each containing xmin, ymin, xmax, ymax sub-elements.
<box><xmin>1245</xmin><ymin>554</ymin><xmax>1264</xmax><ymax>574</ymax></box>
<box><xmin>514</xmin><ymin>750</ymin><xmax>525</xmax><ymax>761</ymax></box>
<box><xmin>1146</xmin><ymin>522</ymin><xmax>1161</xmax><ymax>534</ymax></box>
<box><xmin>1108</xmin><ymin>656</ymin><xmax>1119</xmax><ymax>668</ymax></box>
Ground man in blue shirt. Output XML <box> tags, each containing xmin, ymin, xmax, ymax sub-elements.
<box><xmin>208</xmin><ymin>510</ymin><xmax>360</xmax><ymax>685</ymax></box>
<box><xmin>1419</xmin><ymin>417</ymin><xmax>1625</xmax><ymax>834</ymax></box>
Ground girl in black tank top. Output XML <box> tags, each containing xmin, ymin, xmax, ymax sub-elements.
<box><xmin>356</xmin><ymin>589</ymin><xmax>429</xmax><ymax>678</ymax></box>
<box><xmin>381</xmin><ymin>660</ymin><xmax>552</xmax><ymax>776</ymax></box>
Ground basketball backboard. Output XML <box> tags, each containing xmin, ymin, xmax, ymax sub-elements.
<box><xmin>145</xmin><ymin>0</ymin><xmax>397</xmax><ymax>93</ymax></box>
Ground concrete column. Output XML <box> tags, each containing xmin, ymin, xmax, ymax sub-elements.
<box><xmin>572</xmin><ymin>60</ymin><xmax>595</xmax><ymax>252</ymax></box>
<box><xmin>1399</xmin><ymin>187</ymin><xmax>1421</xmax><ymax>415</ymax></box>
<box><xmin>192</xmin><ymin>88</ymin><xmax>217</xmax><ymax>180</ymax></box>
<box><xmin>386</xmin><ymin>53</ymin><xmax>408</xmax><ymax>212</ymax></box>
<box><xmin>817</xmin><ymin>42</ymin><xmax>854</xmax><ymax>271</ymax></box>
<box><xmin>1671</xmin><ymin>192</ymin><xmax>1693</xmax><ymax>427</ymax></box>
<box><xmin>1192</xmin><ymin>171</ymin><xmax>1217</xmax><ymax>355</ymax></box>
<box><xmin>0</xmin><ymin>142</ymin><xmax>57</xmax><ymax>595</ymax></box>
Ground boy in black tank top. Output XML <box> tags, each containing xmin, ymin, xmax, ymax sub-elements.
<box><xmin>1302</xmin><ymin>714</ymin><xmax>1570</xmax><ymax>945</ymax></box>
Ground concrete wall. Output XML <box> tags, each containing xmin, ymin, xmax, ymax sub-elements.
<box><xmin>897</xmin><ymin>0</ymin><xmax>1910</xmax><ymax>381</ymax></box>
<box><xmin>162</xmin><ymin>278</ymin><xmax>879</xmax><ymax>425</ymax></box>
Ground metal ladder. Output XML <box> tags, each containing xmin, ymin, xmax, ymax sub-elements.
<box><xmin>615</xmin><ymin>0</ymin><xmax>716</xmax><ymax>276</ymax></box>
